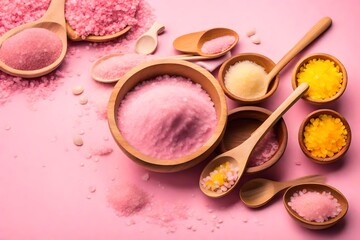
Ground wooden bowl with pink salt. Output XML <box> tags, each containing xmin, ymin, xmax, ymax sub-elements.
<box><xmin>283</xmin><ymin>183</ymin><xmax>348</xmax><ymax>229</ymax></box>
<box><xmin>108</xmin><ymin>59</ymin><xmax>228</xmax><ymax>172</ymax></box>
<box><xmin>218</xmin><ymin>106</ymin><xmax>288</xmax><ymax>174</ymax></box>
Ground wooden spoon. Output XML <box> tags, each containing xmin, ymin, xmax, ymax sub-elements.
<box><xmin>135</xmin><ymin>21</ymin><xmax>165</xmax><ymax>54</ymax></box>
<box><xmin>239</xmin><ymin>175</ymin><xmax>326</xmax><ymax>208</ymax></box>
<box><xmin>0</xmin><ymin>0</ymin><xmax>67</xmax><ymax>78</ymax></box>
<box><xmin>199</xmin><ymin>82</ymin><xmax>309</xmax><ymax>198</ymax></box>
<box><xmin>173</xmin><ymin>28</ymin><xmax>239</xmax><ymax>59</ymax></box>
<box><xmin>250</xmin><ymin>16</ymin><xmax>332</xmax><ymax>98</ymax></box>
<box><xmin>66</xmin><ymin>23</ymin><xmax>131</xmax><ymax>42</ymax></box>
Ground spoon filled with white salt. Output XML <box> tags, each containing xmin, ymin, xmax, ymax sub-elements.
<box><xmin>238</xmin><ymin>16</ymin><xmax>332</xmax><ymax>100</ymax></box>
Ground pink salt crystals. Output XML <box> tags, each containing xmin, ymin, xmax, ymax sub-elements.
<box><xmin>118</xmin><ymin>75</ymin><xmax>217</xmax><ymax>160</ymax></box>
<box><xmin>108</xmin><ymin>183</ymin><xmax>149</xmax><ymax>217</ymax></box>
<box><xmin>92</xmin><ymin>54</ymin><xmax>151</xmax><ymax>82</ymax></box>
<box><xmin>200</xmin><ymin>35</ymin><xmax>235</xmax><ymax>54</ymax></box>
<box><xmin>288</xmin><ymin>189</ymin><xmax>342</xmax><ymax>222</ymax></box>
<box><xmin>65</xmin><ymin>0</ymin><xmax>141</xmax><ymax>38</ymax></box>
<box><xmin>248</xmin><ymin>128</ymin><xmax>279</xmax><ymax>167</ymax></box>
<box><xmin>0</xmin><ymin>28</ymin><xmax>62</xmax><ymax>70</ymax></box>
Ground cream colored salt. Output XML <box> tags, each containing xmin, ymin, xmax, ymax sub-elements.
<box><xmin>224</xmin><ymin>60</ymin><xmax>267</xmax><ymax>99</ymax></box>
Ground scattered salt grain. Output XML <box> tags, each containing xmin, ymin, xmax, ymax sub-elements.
<box><xmin>142</xmin><ymin>173</ymin><xmax>150</xmax><ymax>181</ymax></box>
<box><xmin>72</xmin><ymin>85</ymin><xmax>84</xmax><ymax>95</ymax></box>
<box><xmin>88</xmin><ymin>186</ymin><xmax>96</xmax><ymax>193</ymax></box>
<box><xmin>250</xmin><ymin>34</ymin><xmax>261</xmax><ymax>44</ymax></box>
<box><xmin>288</xmin><ymin>189</ymin><xmax>342</xmax><ymax>222</ymax></box>
<box><xmin>246</xmin><ymin>28</ymin><xmax>256</xmax><ymax>37</ymax></box>
<box><xmin>79</xmin><ymin>96</ymin><xmax>88</xmax><ymax>105</ymax></box>
<box><xmin>91</xmin><ymin>146</ymin><xmax>113</xmax><ymax>156</ymax></box>
<box><xmin>201</xmin><ymin>35</ymin><xmax>236</xmax><ymax>54</ymax></box>
<box><xmin>73</xmin><ymin>135</ymin><xmax>84</xmax><ymax>146</ymax></box>
<box><xmin>118</xmin><ymin>75</ymin><xmax>217</xmax><ymax>160</ymax></box>
<box><xmin>0</xmin><ymin>28</ymin><xmax>62</xmax><ymax>70</ymax></box>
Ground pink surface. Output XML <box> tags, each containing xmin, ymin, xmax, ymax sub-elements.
<box><xmin>1</xmin><ymin>0</ymin><xmax>360</xmax><ymax>239</ymax></box>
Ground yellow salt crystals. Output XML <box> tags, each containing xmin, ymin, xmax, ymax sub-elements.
<box><xmin>201</xmin><ymin>161</ymin><xmax>239</xmax><ymax>193</ymax></box>
<box><xmin>303</xmin><ymin>114</ymin><xmax>348</xmax><ymax>158</ymax></box>
<box><xmin>296</xmin><ymin>59</ymin><xmax>343</xmax><ymax>100</ymax></box>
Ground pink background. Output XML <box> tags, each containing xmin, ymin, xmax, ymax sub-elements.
<box><xmin>1</xmin><ymin>0</ymin><xmax>360</xmax><ymax>239</ymax></box>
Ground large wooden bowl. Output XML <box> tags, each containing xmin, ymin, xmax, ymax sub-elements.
<box><xmin>108</xmin><ymin>59</ymin><xmax>228</xmax><ymax>172</ymax></box>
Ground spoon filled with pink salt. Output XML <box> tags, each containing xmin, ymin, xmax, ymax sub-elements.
<box><xmin>239</xmin><ymin>175</ymin><xmax>326</xmax><ymax>208</ymax></box>
<box><xmin>173</xmin><ymin>27</ymin><xmax>239</xmax><ymax>59</ymax></box>
<box><xmin>199</xmin><ymin>82</ymin><xmax>309</xmax><ymax>198</ymax></box>
<box><xmin>228</xmin><ymin>16</ymin><xmax>332</xmax><ymax>100</ymax></box>
<box><xmin>0</xmin><ymin>0</ymin><xmax>67</xmax><ymax>78</ymax></box>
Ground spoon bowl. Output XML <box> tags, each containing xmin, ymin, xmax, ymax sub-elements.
<box><xmin>199</xmin><ymin>83</ymin><xmax>309</xmax><ymax>198</ymax></box>
<box><xmin>66</xmin><ymin>23</ymin><xmax>131</xmax><ymax>42</ymax></box>
<box><xmin>283</xmin><ymin>183</ymin><xmax>348</xmax><ymax>229</ymax></box>
<box><xmin>240</xmin><ymin>175</ymin><xmax>326</xmax><ymax>208</ymax></box>
<box><xmin>135</xmin><ymin>21</ymin><xmax>165</xmax><ymax>55</ymax></box>
<box><xmin>0</xmin><ymin>0</ymin><xmax>67</xmax><ymax>78</ymax></box>
<box><xmin>173</xmin><ymin>27</ymin><xmax>239</xmax><ymax>59</ymax></box>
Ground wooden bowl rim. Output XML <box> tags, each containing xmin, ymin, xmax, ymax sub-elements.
<box><xmin>218</xmin><ymin>53</ymin><xmax>280</xmax><ymax>105</ymax></box>
<box><xmin>298</xmin><ymin>109</ymin><xmax>351</xmax><ymax>163</ymax></box>
<box><xmin>107</xmin><ymin>59</ymin><xmax>228</xmax><ymax>172</ymax></box>
<box><xmin>283</xmin><ymin>183</ymin><xmax>349</xmax><ymax>229</ymax></box>
<box><xmin>291</xmin><ymin>53</ymin><xmax>347</xmax><ymax>105</ymax></box>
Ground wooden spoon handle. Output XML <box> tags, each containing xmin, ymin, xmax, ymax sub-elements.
<box><xmin>266</xmin><ymin>17</ymin><xmax>332</xmax><ymax>82</ymax></box>
<box><xmin>41</xmin><ymin>0</ymin><xmax>66</xmax><ymax>24</ymax></box>
<box><xmin>278</xmin><ymin>174</ymin><xmax>326</xmax><ymax>190</ymax></box>
<box><xmin>248</xmin><ymin>83</ymin><xmax>309</xmax><ymax>148</ymax></box>
<box><xmin>168</xmin><ymin>54</ymin><xmax>212</xmax><ymax>61</ymax></box>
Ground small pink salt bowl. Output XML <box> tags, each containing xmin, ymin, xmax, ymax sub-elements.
<box><xmin>218</xmin><ymin>53</ymin><xmax>280</xmax><ymax>105</ymax></box>
<box><xmin>298</xmin><ymin>109</ymin><xmax>351</xmax><ymax>164</ymax></box>
<box><xmin>107</xmin><ymin>59</ymin><xmax>228</xmax><ymax>172</ymax></box>
<box><xmin>291</xmin><ymin>53</ymin><xmax>347</xmax><ymax>105</ymax></box>
<box><xmin>218</xmin><ymin>106</ymin><xmax>288</xmax><ymax>174</ymax></box>
<box><xmin>283</xmin><ymin>183</ymin><xmax>348</xmax><ymax>230</ymax></box>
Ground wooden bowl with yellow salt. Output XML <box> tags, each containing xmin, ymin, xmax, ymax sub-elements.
<box><xmin>218</xmin><ymin>53</ymin><xmax>280</xmax><ymax>105</ymax></box>
<box><xmin>107</xmin><ymin>59</ymin><xmax>228</xmax><ymax>172</ymax></box>
<box><xmin>218</xmin><ymin>106</ymin><xmax>288</xmax><ymax>173</ymax></box>
<box><xmin>298</xmin><ymin>109</ymin><xmax>351</xmax><ymax>164</ymax></box>
<box><xmin>292</xmin><ymin>53</ymin><xmax>347</xmax><ymax>105</ymax></box>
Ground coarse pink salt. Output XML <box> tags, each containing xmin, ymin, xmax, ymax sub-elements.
<box><xmin>200</xmin><ymin>35</ymin><xmax>235</xmax><ymax>54</ymax></box>
<box><xmin>92</xmin><ymin>53</ymin><xmax>151</xmax><ymax>82</ymax></box>
<box><xmin>288</xmin><ymin>189</ymin><xmax>342</xmax><ymax>222</ymax></box>
<box><xmin>248</xmin><ymin>128</ymin><xmax>279</xmax><ymax>167</ymax></box>
<box><xmin>0</xmin><ymin>28</ymin><xmax>62</xmax><ymax>70</ymax></box>
<box><xmin>108</xmin><ymin>182</ymin><xmax>149</xmax><ymax>217</ymax></box>
<box><xmin>118</xmin><ymin>75</ymin><xmax>217</xmax><ymax>160</ymax></box>
<box><xmin>65</xmin><ymin>0</ymin><xmax>141</xmax><ymax>38</ymax></box>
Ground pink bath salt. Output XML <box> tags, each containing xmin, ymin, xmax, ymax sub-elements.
<box><xmin>108</xmin><ymin>183</ymin><xmax>150</xmax><ymax>217</ymax></box>
<box><xmin>65</xmin><ymin>0</ymin><xmax>141</xmax><ymax>38</ymax></box>
<box><xmin>288</xmin><ymin>189</ymin><xmax>342</xmax><ymax>223</ymax></box>
<box><xmin>118</xmin><ymin>75</ymin><xmax>217</xmax><ymax>160</ymax></box>
<box><xmin>248</xmin><ymin>128</ymin><xmax>279</xmax><ymax>167</ymax></box>
<box><xmin>91</xmin><ymin>146</ymin><xmax>113</xmax><ymax>156</ymax></box>
<box><xmin>0</xmin><ymin>28</ymin><xmax>62</xmax><ymax>71</ymax></box>
<box><xmin>92</xmin><ymin>54</ymin><xmax>151</xmax><ymax>81</ymax></box>
<box><xmin>201</xmin><ymin>35</ymin><xmax>236</xmax><ymax>54</ymax></box>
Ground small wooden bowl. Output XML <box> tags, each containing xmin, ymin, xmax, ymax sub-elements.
<box><xmin>107</xmin><ymin>59</ymin><xmax>228</xmax><ymax>172</ymax></box>
<box><xmin>298</xmin><ymin>109</ymin><xmax>351</xmax><ymax>164</ymax></box>
<box><xmin>292</xmin><ymin>53</ymin><xmax>347</xmax><ymax>105</ymax></box>
<box><xmin>218</xmin><ymin>53</ymin><xmax>280</xmax><ymax>105</ymax></box>
<box><xmin>283</xmin><ymin>183</ymin><xmax>349</xmax><ymax>230</ymax></box>
<box><xmin>218</xmin><ymin>106</ymin><xmax>288</xmax><ymax>173</ymax></box>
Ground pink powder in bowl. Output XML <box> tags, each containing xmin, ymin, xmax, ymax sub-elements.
<box><xmin>288</xmin><ymin>189</ymin><xmax>342</xmax><ymax>223</ymax></box>
<box><xmin>65</xmin><ymin>0</ymin><xmax>141</xmax><ymax>38</ymax></box>
<box><xmin>201</xmin><ymin>35</ymin><xmax>235</xmax><ymax>54</ymax></box>
<box><xmin>0</xmin><ymin>28</ymin><xmax>62</xmax><ymax>70</ymax></box>
<box><xmin>248</xmin><ymin>128</ymin><xmax>279</xmax><ymax>167</ymax></box>
<box><xmin>117</xmin><ymin>75</ymin><xmax>217</xmax><ymax>160</ymax></box>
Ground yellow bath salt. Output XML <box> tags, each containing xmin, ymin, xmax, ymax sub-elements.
<box><xmin>303</xmin><ymin>114</ymin><xmax>347</xmax><ymax>158</ymax></box>
<box><xmin>201</xmin><ymin>161</ymin><xmax>239</xmax><ymax>193</ymax></box>
<box><xmin>296</xmin><ymin>59</ymin><xmax>343</xmax><ymax>100</ymax></box>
